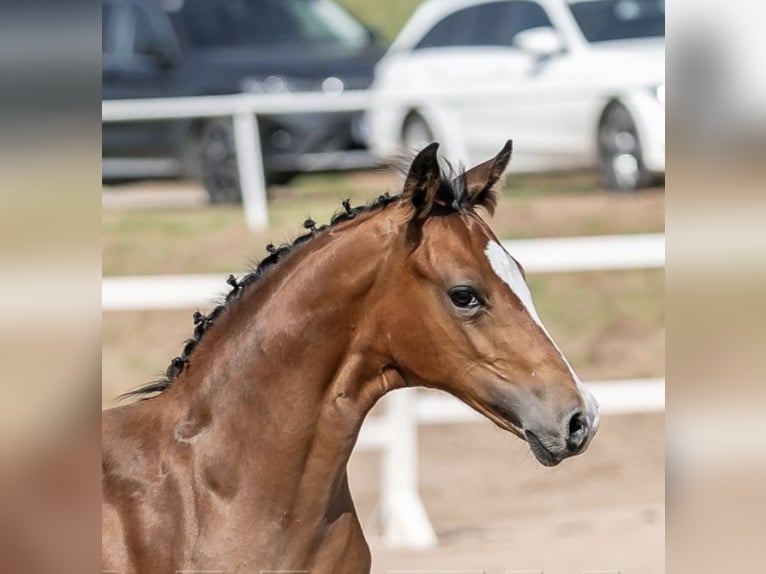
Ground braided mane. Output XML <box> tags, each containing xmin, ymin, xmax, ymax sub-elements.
<box><xmin>120</xmin><ymin>163</ymin><xmax>471</xmax><ymax>400</ymax></box>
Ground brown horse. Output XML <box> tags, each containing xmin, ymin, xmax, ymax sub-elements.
<box><xmin>102</xmin><ymin>141</ymin><xmax>599</xmax><ymax>573</ymax></box>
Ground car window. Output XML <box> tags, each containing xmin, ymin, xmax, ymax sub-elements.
<box><xmin>414</xmin><ymin>0</ymin><xmax>552</xmax><ymax>50</ymax></box>
<box><xmin>163</xmin><ymin>0</ymin><xmax>369</xmax><ymax>49</ymax></box>
<box><xmin>569</xmin><ymin>0</ymin><xmax>664</xmax><ymax>43</ymax></box>
<box><xmin>110</xmin><ymin>2</ymin><xmax>167</xmax><ymax>61</ymax></box>
<box><xmin>132</xmin><ymin>6</ymin><xmax>160</xmax><ymax>56</ymax></box>
<box><xmin>500</xmin><ymin>1</ymin><xmax>553</xmax><ymax>44</ymax></box>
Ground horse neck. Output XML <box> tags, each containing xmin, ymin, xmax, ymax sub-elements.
<box><xmin>158</xmin><ymin>209</ymin><xmax>406</xmax><ymax>525</ymax></box>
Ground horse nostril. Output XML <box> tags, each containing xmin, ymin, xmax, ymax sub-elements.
<box><xmin>566</xmin><ymin>411</ymin><xmax>588</xmax><ymax>451</ymax></box>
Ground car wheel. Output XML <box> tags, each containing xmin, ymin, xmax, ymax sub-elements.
<box><xmin>598</xmin><ymin>103</ymin><xmax>652</xmax><ymax>191</ymax></box>
<box><xmin>200</xmin><ymin>120</ymin><xmax>242</xmax><ymax>204</ymax></box>
<box><xmin>402</xmin><ymin>113</ymin><xmax>434</xmax><ymax>152</ymax></box>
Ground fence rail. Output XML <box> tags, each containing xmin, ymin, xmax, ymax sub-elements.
<box><xmin>103</xmin><ymin>91</ymin><xmax>373</xmax><ymax>230</ymax></box>
<box><xmin>102</xmin><ymin>233</ymin><xmax>664</xmax><ymax>310</ymax></box>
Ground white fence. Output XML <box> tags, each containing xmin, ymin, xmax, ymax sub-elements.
<box><xmin>102</xmin><ymin>233</ymin><xmax>665</xmax><ymax>547</ymax></box>
<box><xmin>103</xmin><ymin>91</ymin><xmax>373</xmax><ymax>230</ymax></box>
<box><xmin>102</xmin><ymin>234</ymin><xmax>664</xmax><ymax>310</ymax></box>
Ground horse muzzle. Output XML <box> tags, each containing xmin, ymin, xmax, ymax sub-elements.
<box><xmin>523</xmin><ymin>405</ymin><xmax>599</xmax><ymax>467</ymax></box>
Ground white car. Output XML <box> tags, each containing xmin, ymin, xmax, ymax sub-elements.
<box><xmin>368</xmin><ymin>0</ymin><xmax>664</xmax><ymax>190</ymax></box>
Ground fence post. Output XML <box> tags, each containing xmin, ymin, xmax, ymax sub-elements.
<box><xmin>232</xmin><ymin>109</ymin><xmax>268</xmax><ymax>230</ymax></box>
<box><xmin>381</xmin><ymin>388</ymin><xmax>438</xmax><ymax>548</ymax></box>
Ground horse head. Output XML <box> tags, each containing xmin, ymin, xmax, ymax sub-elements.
<box><xmin>376</xmin><ymin>141</ymin><xmax>599</xmax><ymax>466</ymax></box>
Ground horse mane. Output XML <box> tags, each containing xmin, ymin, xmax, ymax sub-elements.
<box><xmin>119</xmin><ymin>161</ymin><xmax>475</xmax><ymax>401</ymax></box>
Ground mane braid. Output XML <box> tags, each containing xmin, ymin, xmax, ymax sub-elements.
<box><xmin>119</xmin><ymin>164</ymin><xmax>470</xmax><ymax>401</ymax></box>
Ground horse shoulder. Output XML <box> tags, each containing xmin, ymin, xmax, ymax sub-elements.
<box><xmin>102</xmin><ymin>404</ymin><xmax>187</xmax><ymax>573</ymax></box>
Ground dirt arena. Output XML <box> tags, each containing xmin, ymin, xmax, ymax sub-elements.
<box><xmin>349</xmin><ymin>412</ymin><xmax>664</xmax><ymax>574</ymax></box>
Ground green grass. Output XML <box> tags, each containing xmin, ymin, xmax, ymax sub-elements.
<box><xmin>502</xmin><ymin>170</ymin><xmax>602</xmax><ymax>198</ymax></box>
<box><xmin>533</xmin><ymin>269</ymin><xmax>665</xmax><ymax>381</ymax></box>
<box><xmin>338</xmin><ymin>0</ymin><xmax>422</xmax><ymax>41</ymax></box>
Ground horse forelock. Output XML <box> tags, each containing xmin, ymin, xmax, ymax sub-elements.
<box><xmin>393</xmin><ymin>151</ymin><xmax>469</xmax><ymax>211</ymax></box>
<box><xmin>119</xmin><ymin>163</ymin><xmax>476</xmax><ymax>401</ymax></box>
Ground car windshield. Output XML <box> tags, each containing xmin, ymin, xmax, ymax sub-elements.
<box><xmin>569</xmin><ymin>0</ymin><xmax>664</xmax><ymax>43</ymax></box>
<box><xmin>162</xmin><ymin>0</ymin><xmax>370</xmax><ymax>49</ymax></box>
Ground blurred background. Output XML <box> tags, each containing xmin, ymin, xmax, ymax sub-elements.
<box><xmin>3</xmin><ymin>0</ymin><xmax>766</xmax><ymax>571</ymax></box>
<box><xmin>101</xmin><ymin>0</ymin><xmax>665</xmax><ymax>571</ymax></box>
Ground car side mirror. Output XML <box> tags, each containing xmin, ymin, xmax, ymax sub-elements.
<box><xmin>513</xmin><ymin>27</ymin><xmax>564</xmax><ymax>58</ymax></box>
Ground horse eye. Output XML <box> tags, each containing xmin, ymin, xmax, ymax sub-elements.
<box><xmin>448</xmin><ymin>286</ymin><xmax>482</xmax><ymax>310</ymax></box>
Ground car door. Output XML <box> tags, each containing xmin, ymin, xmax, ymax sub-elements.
<box><xmin>388</xmin><ymin>2</ymin><xmax>519</xmax><ymax>162</ymax></box>
<box><xmin>102</xmin><ymin>0</ymin><xmax>186</xmax><ymax>172</ymax></box>
<box><xmin>407</xmin><ymin>0</ymin><xmax>590</xmax><ymax>170</ymax></box>
<box><xmin>462</xmin><ymin>0</ymin><xmax>594</xmax><ymax>170</ymax></box>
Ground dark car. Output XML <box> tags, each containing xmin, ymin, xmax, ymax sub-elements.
<box><xmin>102</xmin><ymin>0</ymin><xmax>387</xmax><ymax>203</ymax></box>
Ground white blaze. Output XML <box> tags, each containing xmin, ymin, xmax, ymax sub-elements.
<box><xmin>484</xmin><ymin>240</ymin><xmax>599</xmax><ymax>424</ymax></box>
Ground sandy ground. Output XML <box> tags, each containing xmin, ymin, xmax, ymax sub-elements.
<box><xmin>102</xmin><ymin>180</ymin><xmax>209</xmax><ymax>210</ymax></box>
<box><xmin>350</xmin><ymin>413</ymin><xmax>664</xmax><ymax>574</ymax></box>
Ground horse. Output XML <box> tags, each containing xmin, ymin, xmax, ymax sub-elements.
<box><xmin>102</xmin><ymin>140</ymin><xmax>599</xmax><ymax>573</ymax></box>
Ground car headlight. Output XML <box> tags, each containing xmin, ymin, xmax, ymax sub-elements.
<box><xmin>655</xmin><ymin>83</ymin><xmax>665</xmax><ymax>104</ymax></box>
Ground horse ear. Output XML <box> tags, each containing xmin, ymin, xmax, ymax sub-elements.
<box><xmin>461</xmin><ymin>139</ymin><xmax>513</xmax><ymax>216</ymax></box>
<box><xmin>402</xmin><ymin>142</ymin><xmax>443</xmax><ymax>220</ymax></box>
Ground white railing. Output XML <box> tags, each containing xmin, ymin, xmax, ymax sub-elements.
<box><xmin>101</xmin><ymin>234</ymin><xmax>664</xmax><ymax>310</ymax></box>
<box><xmin>103</xmin><ymin>91</ymin><xmax>373</xmax><ymax>231</ymax></box>
<box><xmin>102</xmin><ymin>233</ymin><xmax>665</xmax><ymax>547</ymax></box>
